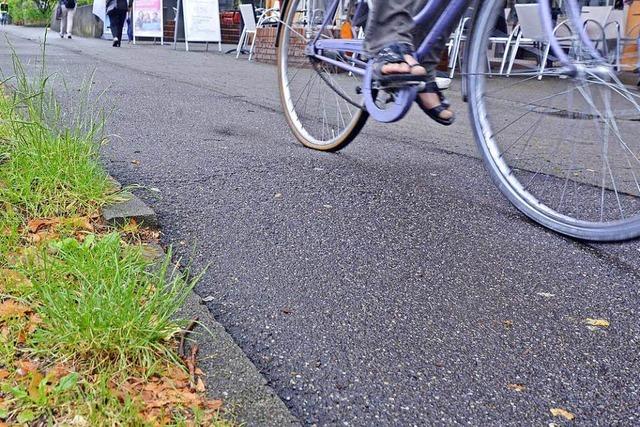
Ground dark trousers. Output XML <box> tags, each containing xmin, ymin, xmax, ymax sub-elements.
<box><xmin>108</xmin><ymin>9</ymin><xmax>127</xmax><ymax>41</ymax></box>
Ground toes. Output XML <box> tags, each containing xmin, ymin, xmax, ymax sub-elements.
<box><xmin>381</xmin><ymin>62</ymin><xmax>411</xmax><ymax>75</ymax></box>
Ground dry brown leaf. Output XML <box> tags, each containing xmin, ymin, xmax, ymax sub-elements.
<box><xmin>195</xmin><ymin>378</ymin><xmax>206</xmax><ymax>393</ymax></box>
<box><xmin>585</xmin><ymin>318</ymin><xmax>609</xmax><ymax>328</ymax></box>
<box><xmin>0</xmin><ymin>369</ymin><xmax>10</xmax><ymax>379</ymax></box>
<box><xmin>28</xmin><ymin>371</ymin><xmax>44</xmax><ymax>400</ymax></box>
<box><xmin>64</xmin><ymin>216</ymin><xmax>94</xmax><ymax>231</ymax></box>
<box><xmin>550</xmin><ymin>407</ymin><xmax>575</xmax><ymax>421</ymax></box>
<box><xmin>27</xmin><ymin>218</ymin><xmax>60</xmax><ymax>233</ymax></box>
<box><xmin>0</xmin><ymin>300</ymin><xmax>31</xmax><ymax>319</ymax></box>
<box><xmin>206</xmin><ymin>399</ymin><xmax>223</xmax><ymax>411</ymax></box>
<box><xmin>507</xmin><ymin>383</ymin><xmax>526</xmax><ymax>392</ymax></box>
<box><xmin>16</xmin><ymin>360</ymin><xmax>38</xmax><ymax>376</ymax></box>
<box><xmin>165</xmin><ymin>364</ymin><xmax>190</xmax><ymax>382</ymax></box>
<box><xmin>46</xmin><ymin>364</ymin><xmax>71</xmax><ymax>382</ymax></box>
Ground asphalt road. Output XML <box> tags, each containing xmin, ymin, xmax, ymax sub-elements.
<box><xmin>2</xmin><ymin>26</ymin><xmax>639</xmax><ymax>426</ymax></box>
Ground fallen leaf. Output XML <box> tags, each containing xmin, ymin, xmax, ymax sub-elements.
<box><xmin>28</xmin><ymin>371</ymin><xmax>44</xmax><ymax>400</ymax></box>
<box><xmin>63</xmin><ymin>217</ymin><xmax>94</xmax><ymax>232</ymax></box>
<box><xmin>206</xmin><ymin>399</ymin><xmax>223</xmax><ymax>410</ymax></box>
<box><xmin>503</xmin><ymin>320</ymin><xmax>513</xmax><ymax>329</ymax></box>
<box><xmin>507</xmin><ymin>383</ymin><xmax>526</xmax><ymax>392</ymax></box>
<box><xmin>195</xmin><ymin>377</ymin><xmax>206</xmax><ymax>392</ymax></box>
<box><xmin>585</xmin><ymin>318</ymin><xmax>609</xmax><ymax>328</ymax></box>
<box><xmin>27</xmin><ymin>230</ymin><xmax>59</xmax><ymax>245</ymax></box>
<box><xmin>0</xmin><ymin>369</ymin><xmax>9</xmax><ymax>379</ymax></box>
<box><xmin>16</xmin><ymin>360</ymin><xmax>38</xmax><ymax>376</ymax></box>
<box><xmin>0</xmin><ymin>300</ymin><xmax>30</xmax><ymax>319</ymax></box>
<box><xmin>27</xmin><ymin>218</ymin><xmax>60</xmax><ymax>233</ymax></box>
<box><xmin>550</xmin><ymin>407</ymin><xmax>575</xmax><ymax>421</ymax></box>
<box><xmin>46</xmin><ymin>364</ymin><xmax>71</xmax><ymax>382</ymax></box>
<box><xmin>131</xmin><ymin>160</ymin><xmax>140</xmax><ymax>166</ymax></box>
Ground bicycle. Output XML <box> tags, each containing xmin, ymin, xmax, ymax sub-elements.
<box><xmin>276</xmin><ymin>0</ymin><xmax>640</xmax><ymax>242</ymax></box>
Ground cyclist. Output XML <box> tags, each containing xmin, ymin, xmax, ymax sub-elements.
<box><xmin>365</xmin><ymin>0</ymin><xmax>456</xmax><ymax>126</ymax></box>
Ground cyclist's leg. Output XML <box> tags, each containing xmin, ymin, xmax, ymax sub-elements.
<box><xmin>411</xmin><ymin>1</ymin><xmax>456</xmax><ymax>123</ymax></box>
<box><xmin>365</xmin><ymin>0</ymin><xmax>423</xmax><ymax>77</ymax></box>
<box><xmin>364</xmin><ymin>0</ymin><xmax>415</xmax><ymax>54</ymax></box>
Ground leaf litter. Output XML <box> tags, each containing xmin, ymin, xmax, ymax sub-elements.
<box><xmin>550</xmin><ymin>407</ymin><xmax>575</xmax><ymax>421</ymax></box>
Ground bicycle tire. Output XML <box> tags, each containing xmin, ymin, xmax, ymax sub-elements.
<box><xmin>276</xmin><ymin>0</ymin><xmax>368</xmax><ymax>152</ymax></box>
<box><xmin>466</xmin><ymin>0</ymin><xmax>640</xmax><ymax>241</ymax></box>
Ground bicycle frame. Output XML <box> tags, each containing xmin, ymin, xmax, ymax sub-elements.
<box><xmin>278</xmin><ymin>0</ymin><xmax>603</xmax><ymax>123</ymax></box>
<box><xmin>292</xmin><ymin>0</ymin><xmax>596</xmax><ymax>77</ymax></box>
<box><xmin>311</xmin><ymin>0</ymin><xmax>473</xmax><ymax>76</ymax></box>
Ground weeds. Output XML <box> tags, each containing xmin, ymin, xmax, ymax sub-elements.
<box><xmin>0</xmin><ymin>43</ymin><xmax>229</xmax><ymax>425</ymax></box>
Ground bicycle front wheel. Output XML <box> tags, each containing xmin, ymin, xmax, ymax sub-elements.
<box><xmin>467</xmin><ymin>0</ymin><xmax>640</xmax><ymax>241</ymax></box>
<box><xmin>277</xmin><ymin>0</ymin><xmax>368</xmax><ymax>151</ymax></box>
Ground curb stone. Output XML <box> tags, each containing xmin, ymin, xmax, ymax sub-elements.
<box><xmin>104</xmin><ymin>191</ymin><xmax>300</xmax><ymax>427</ymax></box>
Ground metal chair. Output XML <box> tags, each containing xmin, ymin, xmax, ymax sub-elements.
<box><xmin>236</xmin><ymin>4</ymin><xmax>258</xmax><ymax>59</ymax></box>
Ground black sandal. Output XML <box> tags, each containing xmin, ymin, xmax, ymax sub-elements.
<box><xmin>372</xmin><ymin>44</ymin><xmax>429</xmax><ymax>84</ymax></box>
<box><xmin>416</xmin><ymin>81</ymin><xmax>455</xmax><ymax>126</ymax></box>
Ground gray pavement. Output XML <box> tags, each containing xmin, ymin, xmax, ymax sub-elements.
<box><xmin>1</xmin><ymin>26</ymin><xmax>639</xmax><ymax>426</ymax></box>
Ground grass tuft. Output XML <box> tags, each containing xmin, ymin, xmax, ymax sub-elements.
<box><xmin>28</xmin><ymin>233</ymin><xmax>194</xmax><ymax>371</ymax></box>
<box><xmin>0</xmin><ymin>43</ymin><xmax>231</xmax><ymax>425</ymax></box>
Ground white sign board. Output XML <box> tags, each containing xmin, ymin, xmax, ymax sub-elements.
<box><xmin>133</xmin><ymin>0</ymin><xmax>163</xmax><ymax>40</ymax></box>
<box><xmin>183</xmin><ymin>0</ymin><xmax>221</xmax><ymax>43</ymax></box>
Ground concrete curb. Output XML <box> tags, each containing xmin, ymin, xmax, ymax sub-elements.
<box><xmin>103</xmin><ymin>189</ymin><xmax>299</xmax><ymax>427</ymax></box>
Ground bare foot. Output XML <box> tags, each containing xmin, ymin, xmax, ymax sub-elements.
<box><xmin>380</xmin><ymin>55</ymin><xmax>453</xmax><ymax>121</ymax></box>
<box><xmin>407</xmin><ymin>57</ymin><xmax>454</xmax><ymax>121</ymax></box>
<box><xmin>419</xmin><ymin>92</ymin><xmax>454</xmax><ymax>120</ymax></box>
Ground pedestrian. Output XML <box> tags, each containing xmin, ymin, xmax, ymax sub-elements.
<box><xmin>107</xmin><ymin>0</ymin><xmax>128</xmax><ymax>47</ymax></box>
<box><xmin>127</xmin><ymin>0</ymin><xmax>134</xmax><ymax>43</ymax></box>
<box><xmin>0</xmin><ymin>0</ymin><xmax>8</xmax><ymax>26</ymax></box>
<box><xmin>59</xmin><ymin>0</ymin><xmax>76</xmax><ymax>39</ymax></box>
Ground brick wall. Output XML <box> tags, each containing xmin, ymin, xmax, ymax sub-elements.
<box><xmin>253</xmin><ymin>26</ymin><xmax>312</xmax><ymax>67</ymax></box>
<box><xmin>253</xmin><ymin>27</ymin><xmax>278</xmax><ymax>64</ymax></box>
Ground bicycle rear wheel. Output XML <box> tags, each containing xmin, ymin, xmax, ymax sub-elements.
<box><xmin>467</xmin><ymin>0</ymin><xmax>640</xmax><ymax>241</ymax></box>
<box><xmin>277</xmin><ymin>0</ymin><xmax>368</xmax><ymax>151</ymax></box>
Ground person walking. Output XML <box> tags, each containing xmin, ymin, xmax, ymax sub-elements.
<box><xmin>0</xmin><ymin>0</ymin><xmax>9</xmax><ymax>26</ymax></box>
<box><xmin>107</xmin><ymin>0</ymin><xmax>128</xmax><ymax>47</ymax></box>
<box><xmin>127</xmin><ymin>0</ymin><xmax>134</xmax><ymax>43</ymax></box>
<box><xmin>59</xmin><ymin>0</ymin><xmax>76</xmax><ymax>39</ymax></box>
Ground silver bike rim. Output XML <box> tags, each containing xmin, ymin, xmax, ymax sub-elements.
<box><xmin>467</xmin><ymin>0</ymin><xmax>640</xmax><ymax>241</ymax></box>
<box><xmin>278</xmin><ymin>0</ymin><xmax>366</xmax><ymax>148</ymax></box>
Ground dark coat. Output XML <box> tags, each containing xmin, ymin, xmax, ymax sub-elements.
<box><xmin>106</xmin><ymin>0</ymin><xmax>128</xmax><ymax>14</ymax></box>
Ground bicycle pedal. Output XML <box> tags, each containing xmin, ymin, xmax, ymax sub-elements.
<box><xmin>373</xmin><ymin>80</ymin><xmax>425</xmax><ymax>90</ymax></box>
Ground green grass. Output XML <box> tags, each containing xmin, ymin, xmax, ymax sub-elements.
<box><xmin>0</xmin><ymin>46</ymin><xmax>231</xmax><ymax>425</ymax></box>
<box><xmin>27</xmin><ymin>233</ymin><xmax>194</xmax><ymax>370</ymax></box>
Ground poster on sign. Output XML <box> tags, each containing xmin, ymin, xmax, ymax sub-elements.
<box><xmin>133</xmin><ymin>0</ymin><xmax>163</xmax><ymax>40</ymax></box>
<box><xmin>182</xmin><ymin>0</ymin><xmax>221</xmax><ymax>49</ymax></box>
